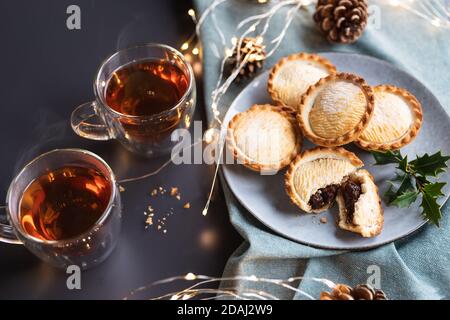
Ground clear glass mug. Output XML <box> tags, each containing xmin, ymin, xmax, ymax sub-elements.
<box><xmin>71</xmin><ymin>43</ymin><xmax>196</xmax><ymax>157</ymax></box>
<box><xmin>0</xmin><ymin>149</ymin><xmax>121</xmax><ymax>270</ymax></box>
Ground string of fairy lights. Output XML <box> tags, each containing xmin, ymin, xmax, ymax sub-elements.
<box><xmin>125</xmin><ymin>273</ymin><xmax>337</xmax><ymax>300</ymax></box>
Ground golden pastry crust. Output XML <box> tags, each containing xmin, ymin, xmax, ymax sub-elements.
<box><xmin>298</xmin><ymin>73</ymin><xmax>375</xmax><ymax>147</ymax></box>
<box><xmin>355</xmin><ymin>85</ymin><xmax>423</xmax><ymax>151</ymax></box>
<box><xmin>227</xmin><ymin>104</ymin><xmax>302</xmax><ymax>172</ymax></box>
<box><xmin>267</xmin><ymin>53</ymin><xmax>336</xmax><ymax>111</ymax></box>
<box><xmin>285</xmin><ymin>147</ymin><xmax>363</xmax><ymax>213</ymax></box>
<box><xmin>336</xmin><ymin>169</ymin><xmax>384</xmax><ymax>237</ymax></box>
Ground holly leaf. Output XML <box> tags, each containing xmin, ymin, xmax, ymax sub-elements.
<box><xmin>391</xmin><ymin>190</ymin><xmax>419</xmax><ymax>208</ymax></box>
<box><xmin>410</xmin><ymin>151</ymin><xmax>450</xmax><ymax>177</ymax></box>
<box><xmin>398</xmin><ymin>156</ymin><xmax>409</xmax><ymax>172</ymax></box>
<box><xmin>423</xmin><ymin>182</ymin><xmax>446</xmax><ymax>198</ymax></box>
<box><xmin>372</xmin><ymin>150</ymin><xmax>403</xmax><ymax>165</ymax></box>
<box><xmin>385</xmin><ymin>173</ymin><xmax>416</xmax><ymax>203</ymax></box>
<box><xmin>420</xmin><ymin>187</ymin><xmax>443</xmax><ymax>227</ymax></box>
<box><xmin>374</xmin><ymin>150</ymin><xmax>449</xmax><ymax>227</ymax></box>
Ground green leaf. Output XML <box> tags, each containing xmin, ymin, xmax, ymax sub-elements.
<box><xmin>372</xmin><ymin>150</ymin><xmax>403</xmax><ymax>165</ymax></box>
<box><xmin>420</xmin><ymin>190</ymin><xmax>442</xmax><ymax>227</ymax></box>
<box><xmin>391</xmin><ymin>191</ymin><xmax>419</xmax><ymax>208</ymax></box>
<box><xmin>410</xmin><ymin>151</ymin><xmax>450</xmax><ymax>177</ymax></box>
<box><xmin>385</xmin><ymin>173</ymin><xmax>416</xmax><ymax>203</ymax></box>
<box><xmin>398</xmin><ymin>156</ymin><xmax>409</xmax><ymax>172</ymax></box>
<box><xmin>375</xmin><ymin>150</ymin><xmax>449</xmax><ymax>227</ymax></box>
<box><xmin>422</xmin><ymin>182</ymin><xmax>446</xmax><ymax>198</ymax></box>
<box><xmin>385</xmin><ymin>183</ymin><xmax>397</xmax><ymax>202</ymax></box>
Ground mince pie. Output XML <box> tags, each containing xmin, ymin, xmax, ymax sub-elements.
<box><xmin>298</xmin><ymin>73</ymin><xmax>375</xmax><ymax>147</ymax></box>
<box><xmin>268</xmin><ymin>53</ymin><xmax>336</xmax><ymax>111</ymax></box>
<box><xmin>356</xmin><ymin>85</ymin><xmax>423</xmax><ymax>151</ymax></box>
<box><xmin>285</xmin><ymin>147</ymin><xmax>383</xmax><ymax>237</ymax></box>
<box><xmin>227</xmin><ymin>104</ymin><xmax>302</xmax><ymax>172</ymax></box>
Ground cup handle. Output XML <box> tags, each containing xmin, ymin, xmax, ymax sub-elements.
<box><xmin>0</xmin><ymin>207</ymin><xmax>22</xmax><ymax>244</ymax></box>
<box><xmin>71</xmin><ymin>102</ymin><xmax>113</xmax><ymax>141</ymax></box>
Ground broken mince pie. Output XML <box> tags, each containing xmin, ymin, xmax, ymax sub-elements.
<box><xmin>285</xmin><ymin>147</ymin><xmax>383</xmax><ymax>237</ymax></box>
<box><xmin>227</xmin><ymin>104</ymin><xmax>302</xmax><ymax>172</ymax></box>
<box><xmin>356</xmin><ymin>85</ymin><xmax>423</xmax><ymax>151</ymax></box>
<box><xmin>298</xmin><ymin>73</ymin><xmax>375</xmax><ymax>147</ymax></box>
<box><xmin>336</xmin><ymin>169</ymin><xmax>383</xmax><ymax>237</ymax></box>
<box><xmin>268</xmin><ymin>53</ymin><xmax>336</xmax><ymax>111</ymax></box>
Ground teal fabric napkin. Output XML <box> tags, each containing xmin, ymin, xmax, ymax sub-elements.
<box><xmin>194</xmin><ymin>0</ymin><xmax>450</xmax><ymax>299</ymax></box>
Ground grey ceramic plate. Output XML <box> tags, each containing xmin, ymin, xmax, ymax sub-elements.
<box><xmin>222</xmin><ymin>52</ymin><xmax>450</xmax><ymax>250</ymax></box>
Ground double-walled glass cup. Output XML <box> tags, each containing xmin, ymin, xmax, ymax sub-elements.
<box><xmin>0</xmin><ymin>149</ymin><xmax>121</xmax><ymax>270</ymax></box>
<box><xmin>71</xmin><ymin>44</ymin><xmax>196</xmax><ymax>157</ymax></box>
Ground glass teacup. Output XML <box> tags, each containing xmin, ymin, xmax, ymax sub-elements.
<box><xmin>0</xmin><ymin>149</ymin><xmax>121</xmax><ymax>270</ymax></box>
<box><xmin>71</xmin><ymin>43</ymin><xmax>196</xmax><ymax>157</ymax></box>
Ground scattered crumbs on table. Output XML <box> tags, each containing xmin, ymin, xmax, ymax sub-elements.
<box><xmin>320</xmin><ymin>217</ymin><xmax>328</xmax><ymax>224</ymax></box>
<box><xmin>170</xmin><ymin>187</ymin><xmax>178</xmax><ymax>196</ymax></box>
<box><xmin>145</xmin><ymin>186</ymin><xmax>191</xmax><ymax>233</ymax></box>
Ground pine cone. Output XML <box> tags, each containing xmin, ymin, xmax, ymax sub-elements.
<box><xmin>313</xmin><ymin>0</ymin><xmax>368</xmax><ymax>44</ymax></box>
<box><xmin>226</xmin><ymin>37</ymin><xmax>266</xmax><ymax>81</ymax></box>
<box><xmin>320</xmin><ymin>284</ymin><xmax>388</xmax><ymax>300</ymax></box>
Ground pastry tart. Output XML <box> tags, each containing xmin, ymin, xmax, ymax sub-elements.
<box><xmin>336</xmin><ymin>169</ymin><xmax>384</xmax><ymax>237</ymax></box>
<box><xmin>285</xmin><ymin>147</ymin><xmax>383</xmax><ymax>237</ymax></box>
<box><xmin>298</xmin><ymin>73</ymin><xmax>375</xmax><ymax>147</ymax></box>
<box><xmin>227</xmin><ymin>104</ymin><xmax>302</xmax><ymax>172</ymax></box>
<box><xmin>285</xmin><ymin>147</ymin><xmax>363</xmax><ymax>213</ymax></box>
<box><xmin>356</xmin><ymin>85</ymin><xmax>423</xmax><ymax>151</ymax></box>
<box><xmin>268</xmin><ymin>53</ymin><xmax>336</xmax><ymax>111</ymax></box>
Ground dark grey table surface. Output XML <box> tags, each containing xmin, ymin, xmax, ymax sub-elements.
<box><xmin>0</xmin><ymin>0</ymin><xmax>242</xmax><ymax>299</ymax></box>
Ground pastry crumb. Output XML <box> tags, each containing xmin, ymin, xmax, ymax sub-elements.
<box><xmin>119</xmin><ymin>185</ymin><xmax>126</xmax><ymax>192</ymax></box>
<box><xmin>151</xmin><ymin>189</ymin><xmax>158</xmax><ymax>196</ymax></box>
<box><xmin>183</xmin><ymin>202</ymin><xmax>191</xmax><ymax>209</ymax></box>
<box><xmin>170</xmin><ymin>187</ymin><xmax>178</xmax><ymax>196</ymax></box>
<box><xmin>320</xmin><ymin>217</ymin><xmax>328</xmax><ymax>224</ymax></box>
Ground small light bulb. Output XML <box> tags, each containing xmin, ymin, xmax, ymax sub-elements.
<box><xmin>188</xmin><ymin>9</ymin><xmax>196</xmax><ymax>17</ymax></box>
<box><xmin>225</xmin><ymin>48</ymin><xmax>233</xmax><ymax>57</ymax></box>
<box><xmin>192</xmin><ymin>47</ymin><xmax>199</xmax><ymax>55</ymax></box>
<box><xmin>181</xmin><ymin>42</ymin><xmax>189</xmax><ymax>51</ymax></box>
<box><xmin>204</xmin><ymin>128</ymin><xmax>218</xmax><ymax>144</ymax></box>
<box><xmin>431</xmin><ymin>18</ymin><xmax>441</xmax><ymax>27</ymax></box>
<box><xmin>185</xmin><ymin>273</ymin><xmax>197</xmax><ymax>280</ymax></box>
